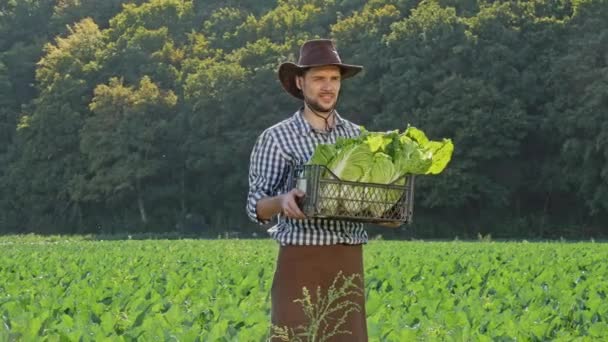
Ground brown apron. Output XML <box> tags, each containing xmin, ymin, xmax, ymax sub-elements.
<box><xmin>270</xmin><ymin>244</ymin><xmax>368</xmax><ymax>342</ymax></box>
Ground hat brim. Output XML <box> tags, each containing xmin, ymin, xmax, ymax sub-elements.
<box><xmin>278</xmin><ymin>62</ymin><xmax>363</xmax><ymax>100</ymax></box>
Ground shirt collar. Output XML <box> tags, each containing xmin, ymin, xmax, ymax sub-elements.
<box><xmin>294</xmin><ymin>107</ymin><xmax>344</xmax><ymax>136</ymax></box>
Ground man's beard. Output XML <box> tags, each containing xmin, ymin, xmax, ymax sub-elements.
<box><xmin>303</xmin><ymin>93</ymin><xmax>338</xmax><ymax>115</ymax></box>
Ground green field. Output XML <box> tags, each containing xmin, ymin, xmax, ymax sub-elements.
<box><xmin>1</xmin><ymin>236</ymin><xmax>607</xmax><ymax>341</ymax></box>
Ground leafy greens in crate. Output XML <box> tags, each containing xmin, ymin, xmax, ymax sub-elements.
<box><xmin>306</xmin><ymin>126</ymin><xmax>454</xmax><ymax>216</ymax></box>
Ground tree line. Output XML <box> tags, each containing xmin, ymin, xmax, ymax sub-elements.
<box><xmin>1</xmin><ymin>0</ymin><xmax>607</xmax><ymax>239</ymax></box>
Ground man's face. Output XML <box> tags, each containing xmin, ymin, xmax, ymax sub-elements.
<box><xmin>297</xmin><ymin>65</ymin><xmax>342</xmax><ymax>113</ymax></box>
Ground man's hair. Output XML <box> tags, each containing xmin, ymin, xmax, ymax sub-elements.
<box><xmin>297</xmin><ymin>68</ymin><xmax>310</xmax><ymax>77</ymax></box>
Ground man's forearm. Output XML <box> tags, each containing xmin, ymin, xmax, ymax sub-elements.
<box><xmin>256</xmin><ymin>195</ymin><xmax>284</xmax><ymax>221</ymax></box>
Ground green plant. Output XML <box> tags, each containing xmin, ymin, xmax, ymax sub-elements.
<box><xmin>271</xmin><ymin>271</ymin><xmax>364</xmax><ymax>342</ymax></box>
<box><xmin>308</xmin><ymin>126</ymin><xmax>454</xmax><ymax>182</ymax></box>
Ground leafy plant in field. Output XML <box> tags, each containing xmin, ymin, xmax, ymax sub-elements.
<box><xmin>271</xmin><ymin>271</ymin><xmax>364</xmax><ymax>342</ymax></box>
<box><xmin>2</xmin><ymin>238</ymin><xmax>608</xmax><ymax>340</ymax></box>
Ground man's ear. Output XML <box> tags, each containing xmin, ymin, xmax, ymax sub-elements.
<box><xmin>296</xmin><ymin>76</ymin><xmax>302</xmax><ymax>90</ymax></box>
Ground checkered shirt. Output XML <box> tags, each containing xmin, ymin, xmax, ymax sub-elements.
<box><xmin>246</xmin><ymin>109</ymin><xmax>368</xmax><ymax>246</ymax></box>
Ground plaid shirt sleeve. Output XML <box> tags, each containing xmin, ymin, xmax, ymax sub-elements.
<box><xmin>246</xmin><ymin>130</ymin><xmax>288</xmax><ymax>225</ymax></box>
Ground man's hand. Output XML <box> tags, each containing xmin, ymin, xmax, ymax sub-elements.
<box><xmin>256</xmin><ymin>189</ymin><xmax>306</xmax><ymax>221</ymax></box>
<box><xmin>279</xmin><ymin>189</ymin><xmax>307</xmax><ymax>219</ymax></box>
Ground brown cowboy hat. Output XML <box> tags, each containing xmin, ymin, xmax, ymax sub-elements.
<box><xmin>278</xmin><ymin>39</ymin><xmax>363</xmax><ymax>100</ymax></box>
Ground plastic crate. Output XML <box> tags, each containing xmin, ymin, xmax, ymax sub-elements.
<box><xmin>289</xmin><ymin>164</ymin><xmax>415</xmax><ymax>224</ymax></box>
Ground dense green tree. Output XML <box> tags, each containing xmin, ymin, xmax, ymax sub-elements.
<box><xmin>0</xmin><ymin>61</ymin><xmax>17</xmax><ymax>154</ymax></box>
<box><xmin>0</xmin><ymin>61</ymin><xmax>18</xmax><ymax>228</ymax></box>
<box><xmin>547</xmin><ymin>0</ymin><xmax>608</xmax><ymax>228</ymax></box>
<box><xmin>0</xmin><ymin>0</ymin><xmax>138</xmax><ymax>127</ymax></box>
<box><xmin>72</xmin><ymin>76</ymin><xmax>177</xmax><ymax>227</ymax></box>
<box><xmin>1</xmin><ymin>0</ymin><xmax>607</xmax><ymax>238</ymax></box>
<box><xmin>5</xmin><ymin>18</ymin><xmax>103</xmax><ymax>232</ymax></box>
<box><xmin>50</xmin><ymin>0</ymin><xmax>147</xmax><ymax>31</ymax></box>
<box><xmin>331</xmin><ymin>2</ymin><xmax>402</xmax><ymax>125</ymax></box>
<box><xmin>0</xmin><ymin>0</ymin><xmax>55</xmax><ymax>51</ymax></box>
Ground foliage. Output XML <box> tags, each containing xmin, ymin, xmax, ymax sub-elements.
<box><xmin>1</xmin><ymin>237</ymin><xmax>607</xmax><ymax>340</ymax></box>
<box><xmin>309</xmin><ymin>126</ymin><xmax>453</xmax><ymax>181</ymax></box>
<box><xmin>1</xmin><ymin>0</ymin><xmax>608</xmax><ymax>237</ymax></box>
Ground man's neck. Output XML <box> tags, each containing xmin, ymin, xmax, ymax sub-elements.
<box><xmin>301</xmin><ymin>105</ymin><xmax>335</xmax><ymax>132</ymax></box>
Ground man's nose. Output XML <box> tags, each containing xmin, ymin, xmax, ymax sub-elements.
<box><xmin>321</xmin><ymin>81</ymin><xmax>334</xmax><ymax>92</ymax></box>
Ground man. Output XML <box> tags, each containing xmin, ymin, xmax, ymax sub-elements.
<box><xmin>246</xmin><ymin>39</ymin><xmax>373</xmax><ymax>341</ymax></box>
